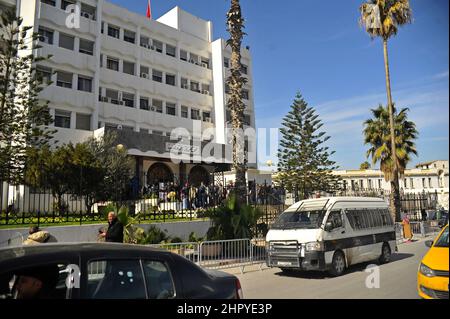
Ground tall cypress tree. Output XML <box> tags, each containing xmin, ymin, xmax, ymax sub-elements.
<box><xmin>277</xmin><ymin>92</ymin><xmax>341</xmax><ymax>200</ymax></box>
<box><xmin>0</xmin><ymin>7</ymin><xmax>53</xmax><ymax>184</ymax></box>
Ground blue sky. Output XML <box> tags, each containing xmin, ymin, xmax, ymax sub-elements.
<box><xmin>111</xmin><ymin>0</ymin><xmax>449</xmax><ymax>170</ymax></box>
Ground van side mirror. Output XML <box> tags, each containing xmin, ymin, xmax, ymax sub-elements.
<box><xmin>324</xmin><ymin>222</ymin><xmax>333</xmax><ymax>232</ymax></box>
<box><xmin>425</xmin><ymin>240</ymin><xmax>433</xmax><ymax>248</ymax></box>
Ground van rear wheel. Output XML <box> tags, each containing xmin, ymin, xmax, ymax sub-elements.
<box><xmin>329</xmin><ymin>251</ymin><xmax>346</xmax><ymax>277</ymax></box>
<box><xmin>379</xmin><ymin>243</ymin><xmax>391</xmax><ymax>264</ymax></box>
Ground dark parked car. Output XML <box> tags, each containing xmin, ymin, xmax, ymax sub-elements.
<box><xmin>0</xmin><ymin>243</ymin><xmax>243</xmax><ymax>299</ymax></box>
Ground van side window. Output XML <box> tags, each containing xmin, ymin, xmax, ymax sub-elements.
<box><xmin>381</xmin><ymin>209</ymin><xmax>393</xmax><ymax>226</ymax></box>
<box><xmin>365</xmin><ymin>210</ymin><xmax>374</xmax><ymax>228</ymax></box>
<box><xmin>328</xmin><ymin>211</ymin><xmax>343</xmax><ymax>229</ymax></box>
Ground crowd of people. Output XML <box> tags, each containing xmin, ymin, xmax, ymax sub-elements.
<box><xmin>141</xmin><ymin>180</ymin><xmax>287</xmax><ymax>209</ymax></box>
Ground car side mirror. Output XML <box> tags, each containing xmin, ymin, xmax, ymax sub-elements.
<box><xmin>325</xmin><ymin>222</ymin><xmax>333</xmax><ymax>232</ymax></box>
<box><xmin>425</xmin><ymin>240</ymin><xmax>433</xmax><ymax>248</ymax></box>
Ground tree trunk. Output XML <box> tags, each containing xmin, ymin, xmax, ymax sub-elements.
<box><xmin>383</xmin><ymin>39</ymin><xmax>401</xmax><ymax>222</ymax></box>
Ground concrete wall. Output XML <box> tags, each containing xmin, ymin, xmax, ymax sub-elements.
<box><xmin>0</xmin><ymin>220</ymin><xmax>211</xmax><ymax>248</ymax></box>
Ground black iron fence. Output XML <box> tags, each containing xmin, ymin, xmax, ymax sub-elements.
<box><xmin>1</xmin><ymin>179</ymin><xmax>441</xmax><ymax>227</ymax></box>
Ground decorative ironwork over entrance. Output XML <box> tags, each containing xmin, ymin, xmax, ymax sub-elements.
<box><xmin>147</xmin><ymin>163</ymin><xmax>173</xmax><ymax>186</ymax></box>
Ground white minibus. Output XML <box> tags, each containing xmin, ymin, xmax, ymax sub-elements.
<box><xmin>266</xmin><ymin>197</ymin><xmax>396</xmax><ymax>276</ymax></box>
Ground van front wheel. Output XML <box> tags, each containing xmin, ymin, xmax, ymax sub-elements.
<box><xmin>329</xmin><ymin>251</ymin><xmax>346</xmax><ymax>277</ymax></box>
<box><xmin>379</xmin><ymin>243</ymin><xmax>391</xmax><ymax>264</ymax></box>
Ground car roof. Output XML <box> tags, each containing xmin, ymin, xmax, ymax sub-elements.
<box><xmin>0</xmin><ymin>242</ymin><xmax>166</xmax><ymax>262</ymax></box>
<box><xmin>286</xmin><ymin>196</ymin><xmax>386</xmax><ymax>211</ymax></box>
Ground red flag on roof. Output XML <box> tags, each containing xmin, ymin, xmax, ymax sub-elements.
<box><xmin>146</xmin><ymin>0</ymin><xmax>152</xmax><ymax>19</ymax></box>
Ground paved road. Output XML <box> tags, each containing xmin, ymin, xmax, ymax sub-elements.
<box><xmin>232</xmin><ymin>238</ymin><xmax>431</xmax><ymax>299</ymax></box>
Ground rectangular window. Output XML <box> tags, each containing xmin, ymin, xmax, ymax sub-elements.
<box><xmin>41</xmin><ymin>0</ymin><xmax>56</xmax><ymax>7</ymax></box>
<box><xmin>108</xmin><ymin>25</ymin><xmax>120</xmax><ymax>39</ymax></box>
<box><xmin>54</xmin><ymin>109</ymin><xmax>71</xmax><ymax>128</ymax></box>
<box><xmin>166</xmin><ymin>103</ymin><xmax>176</xmax><ymax>116</ymax></box>
<box><xmin>152</xmin><ymin>99</ymin><xmax>163</xmax><ymax>113</ymax></box>
<box><xmin>76</xmin><ymin>113</ymin><xmax>91</xmax><ymax>130</ymax></box>
<box><xmin>105</xmin><ymin>89</ymin><xmax>119</xmax><ymax>104</ymax></box>
<box><xmin>79</xmin><ymin>39</ymin><xmax>94</xmax><ymax>55</ymax></box>
<box><xmin>123</xmin><ymin>61</ymin><xmax>135</xmax><ymax>75</ymax></box>
<box><xmin>201</xmin><ymin>57</ymin><xmax>210</xmax><ymax>68</ymax></box>
<box><xmin>80</xmin><ymin>3</ymin><xmax>96</xmax><ymax>20</ymax></box>
<box><xmin>201</xmin><ymin>84</ymin><xmax>210</xmax><ymax>95</ymax></box>
<box><xmin>140</xmin><ymin>97</ymin><xmax>149</xmax><ymax>110</ymax></box>
<box><xmin>58</xmin><ymin>33</ymin><xmax>74</xmax><ymax>50</ymax></box>
<box><xmin>243</xmin><ymin>114</ymin><xmax>251</xmax><ymax>126</ymax></box>
<box><xmin>181</xmin><ymin>106</ymin><xmax>188</xmax><ymax>118</ymax></box>
<box><xmin>191</xmin><ymin>108</ymin><xmax>200</xmax><ymax>120</ymax></box>
<box><xmin>140</xmin><ymin>66</ymin><xmax>149</xmax><ymax>79</ymax></box>
<box><xmin>153</xmin><ymin>39</ymin><xmax>163</xmax><ymax>53</ymax></box>
<box><xmin>56</xmin><ymin>71</ymin><xmax>72</xmax><ymax>88</ymax></box>
<box><xmin>38</xmin><ymin>27</ymin><xmax>54</xmax><ymax>45</ymax></box>
<box><xmin>368</xmin><ymin>179</ymin><xmax>372</xmax><ymax>189</ymax></box>
<box><xmin>428</xmin><ymin>178</ymin><xmax>432</xmax><ymax>188</ymax></box>
<box><xmin>180</xmin><ymin>50</ymin><xmax>188</xmax><ymax>61</ymax></box>
<box><xmin>242</xmin><ymin>89</ymin><xmax>249</xmax><ymax>100</ymax></box>
<box><xmin>107</xmin><ymin>57</ymin><xmax>119</xmax><ymax>71</ymax></box>
<box><xmin>152</xmin><ymin>70</ymin><xmax>163</xmax><ymax>83</ymax></box>
<box><xmin>202</xmin><ymin>111</ymin><xmax>211</xmax><ymax>122</ymax></box>
<box><xmin>190</xmin><ymin>81</ymin><xmax>200</xmax><ymax>93</ymax></box>
<box><xmin>122</xmin><ymin>92</ymin><xmax>135</xmax><ymax>108</ymax></box>
<box><xmin>165</xmin><ymin>74</ymin><xmax>176</xmax><ymax>86</ymax></box>
<box><xmin>123</xmin><ymin>29</ymin><xmax>136</xmax><ymax>44</ymax></box>
<box><xmin>181</xmin><ymin>78</ymin><xmax>189</xmax><ymax>89</ymax></box>
<box><xmin>152</xmin><ymin>130</ymin><xmax>163</xmax><ymax>136</ymax></box>
<box><xmin>101</xmin><ymin>22</ymin><xmax>104</xmax><ymax>34</ymax></box>
<box><xmin>422</xmin><ymin>178</ymin><xmax>426</xmax><ymax>188</ymax></box>
<box><xmin>410</xmin><ymin>178</ymin><xmax>414</xmax><ymax>189</ymax></box>
<box><xmin>224</xmin><ymin>57</ymin><xmax>229</xmax><ymax>68</ymax></box>
<box><xmin>166</xmin><ymin>44</ymin><xmax>176</xmax><ymax>58</ymax></box>
<box><xmin>61</xmin><ymin>0</ymin><xmax>75</xmax><ymax>11</ymax></box>
<box><xmin>378</xmin><ymin>179</ymin><xmax>382</xmax><ymax>189</ymax></box>
<box><xmin>140</xmin><ymin>36</ymin><xmax>150</xmax><ymax>47</ymax></box>
<box><xmin>36</xmin><ymin>66</ymin><xmax>52</xmax><ymax>85</ymax></box>
<box><xmin>241</xmin><ymin>64</ymin><xmax>248</xmax><ymax>74</ymax></box>
<box><xmin>189</xmin><ymin>53</ymin><xmax>199</xmax><ymax>64</ymax></box>
<box><xmin>77</xmin><ymin>75</ymin><xmax>92</xmax><ymax>92</ymax></box>
<box><xmin>225</xmin><ymin>83</ymin><xmax>230</xmax><ymax>94</ymax></box>
<box><xmin>359</xmin><ymin>179</ymin><xmax>364</xmax><ymax>189</ymax></box>
<box><xmin>140</xmin><ymin>128</ymin><xmax>149</xmax><ymax>134</ymax></box>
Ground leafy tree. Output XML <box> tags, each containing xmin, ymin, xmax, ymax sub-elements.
<box><xmin>359</xmin><ymin>0</ymin><xmax>412</xmax><ymax>221</ymax></box>
<box><xmin>25</xmin><ymin>144</ymin><xmax>73</xmax><ymax>213</ymax></box>
<box><xmin>226</xmin><ymin>0</ymin><xmax>247</xmax><ymax>204</ymax></box>
<box><xmin>0</xmin><ymin>7</ymin><xmax>54</xmax><ymax>184</ymax></box>
<box><xmin>364</xmin><ymin>104</ymin><xmax>418</xmax><ymax>220</ymax></box>
<box><xmin>70</xmin><ymin>142</ymin><xmax>105</xmax><ymax>215</ymax></box>
<box><xmin>277</xmin><ymin>92</ymin><xmax>341</xmax><ymax>201</ymax></box>
<box><xmin>360</xmin><ymin>161</ymin><xmax>371</xmax><ymax>170</ymax></box>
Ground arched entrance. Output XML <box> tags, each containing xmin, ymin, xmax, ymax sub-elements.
<box><xmin>147</xmin><ymin>163</ymin><xmax>173</xmax><ymax>186</ymax></box>
<box><xmin>188</xmin><ymin>166</ymin><xmax>210</xmax><ymax>187</ymax></box>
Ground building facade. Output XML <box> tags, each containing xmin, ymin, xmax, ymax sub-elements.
<box><xmin>333</xmin><ymin>160</ymin><xmax>449</xmax><ymax>209</ymax></box>
<box><xmin>15</xmin><ymin>0</ymin><xmax>256</xmax><ymax>188</ymax></box>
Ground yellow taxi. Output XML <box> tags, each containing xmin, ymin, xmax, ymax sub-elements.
<box><xmin>417</xmin><ymin>224</ymin><xmax>449</xmax><ymax>299</ymax></box>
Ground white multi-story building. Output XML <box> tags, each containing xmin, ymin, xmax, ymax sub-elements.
<box><xmin>333</xmin><ymin>160</ymin><xmax>449</xmax><ymax>209</ymax></box>
<box><xmin>12</xmin><ymin>0</ymin><xmax>256</xmax><ymax>187</ymax></box>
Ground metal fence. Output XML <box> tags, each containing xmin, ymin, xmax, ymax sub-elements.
<box><xmin>150</xmin><ymin>238</ymin><xmax>267</xmax><ymax>274</ymax></box>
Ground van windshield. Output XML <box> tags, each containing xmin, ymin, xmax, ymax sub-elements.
<box><xmin>271</xmin><ymin>210</ymin><xmax>326</xmax><ymax>229</ymax></box>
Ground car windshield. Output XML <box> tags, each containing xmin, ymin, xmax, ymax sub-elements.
<box><xmin>434</xmin><ymin>226</ymin><xmax>449</xmax><ymax>248</ymax></box>
<box><xmin>271</xmin><ymin>210</ymin><xmax>326</xmax><ymax>229</ymax></box>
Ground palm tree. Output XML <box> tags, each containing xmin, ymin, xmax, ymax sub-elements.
<box><xmin>226</xmin><ymin>0</ymin><xmax>247</xmax><ymax>204</ymax></box>
<box><xmin>359</xmin><ymin>0</ymin><xmax>412</xmax><ymax>220</ymax></box>
<box><xmin>363</xmin><ymin>104</ymin><xmax>418</xmax><ymax>221</ymax></box>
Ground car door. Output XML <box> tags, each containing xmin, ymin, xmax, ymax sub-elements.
<box><xmin>323</xmin><ymin>210</ymin><xmax>347</xmax><ymax>265</ymax></box>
